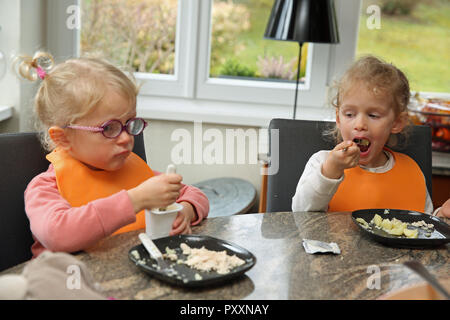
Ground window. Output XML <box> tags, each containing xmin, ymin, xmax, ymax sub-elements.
<box><xmin>195</xmin><ymin>0</ymin><xmax>336</xmax><ymax>107</ymax></box>
<box><xmin>48</xmin><ymin>0</ymin><xmax>361</xmax><ymax>124</ymax></box>
<box><xmin>209</xmin><ymin>0</ymin><xmax>308</xmax><ymax>83</ymax></box>
<box><xmin>356</xmin><ymin>0</ymin><xmax>449</xmax><ymax>94</ymax></box>
<box><xmin>80</xmin><ymin>0</ymin><xmax>178</xmax><ymax>76</ymax></box>
<box><xmin>79</xmin><ymin>0</ymin><xmax>191</xmax><ymax>97</ymax></box>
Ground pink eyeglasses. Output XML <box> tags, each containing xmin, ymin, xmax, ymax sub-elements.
<box><xmin>64</xmin><ymin>118</ymin><xmax>148</xmax><ymax>139</ymax></box>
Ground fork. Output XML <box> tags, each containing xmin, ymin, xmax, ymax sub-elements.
<box><xmin>139</xmin><ymin>233</ymin><xmax>170</xmax><ymax>271</ymax></box>
<box><xmin>403</xmin><ymin>260</ymin><xmax>450</xmax><ymax>300</ymax></box>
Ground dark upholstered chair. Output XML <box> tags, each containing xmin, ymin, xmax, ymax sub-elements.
<box><xmin>0</xmin><ymin>132</ymin><xmax>146</xmax><ymax>271</ymax></box>
<box><xmin>265</xmin><ymin>119</ymin><xmax>432</xmax><ymax>213</ymax></box>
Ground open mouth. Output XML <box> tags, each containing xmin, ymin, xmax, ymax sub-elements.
<box><xmin>353</xmin><ymin>138</ymin><xmax>371</xmax><ymax>153</ymax></box>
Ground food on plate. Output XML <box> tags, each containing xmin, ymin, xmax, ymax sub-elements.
<box><xmin>163</xmin><ymin>243</ymin><xmax>245</xmax><ymax>275</ymax></box>
<box><xmin>372</xmin><ymin>214</ymin><xmax>383</xmax><ymax>227</ymax></box>
<box><xmin>411</xmin><ymin>220</ymin><xmax>434</xmax><ymax>229</ymax></box>
<box><xmin>356</xmin><ymin>214</ymin><xmax>435</xmax><ymax>239</ymax></box>
<box><xmin>403</xmin><ymin>228</ymin><xmax>419</xmax><ymax>238</ymax></box>
<box><xmin>387</xmin><ymin>223</ymin><xmax>407</xmax><ymax>236</ymax></box>
<box><xmin>356</xmin><ymin>218</ymin><xmax>369</xmax><ymax>229</ymax></box>
<box><xmin>380</xmin><ymin>218</ymin><xmax>393</xmax><ymax>230</ymax></box>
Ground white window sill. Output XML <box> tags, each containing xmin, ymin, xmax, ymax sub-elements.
<box><xmin>0</xmin><ymin>106</ymin><xmax>13</xmax><ymax>122</ymax></box>
<box><xmin>136</xmin><ymin>91</ymin><xmax>450</xmax><ymax>128</ymax></box>
<box><xmin>137</xmin><ymin>95</ymin><xmax>336</xmax><ymax>128</ymax></box>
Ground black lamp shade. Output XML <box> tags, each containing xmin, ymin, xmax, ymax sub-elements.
<box><xmin>264</xmin><ymin>0</ymin><xmax>340</xmax><ymax>44</ymax></box>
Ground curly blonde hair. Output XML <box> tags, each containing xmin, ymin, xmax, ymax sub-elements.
<box><xmin>326</xmin><ymin>55</ymin><xmax>411</xmax><ymax>146</ymax></box>
<box><xmin>14</xmin><ymin>52</ymin><xmax>139</xmax><ymax>151</ymax></box>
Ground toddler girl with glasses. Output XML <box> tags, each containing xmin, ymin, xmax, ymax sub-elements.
<box><xmin>292</xmin><ymin>55</ymin><xmax>438</xmax><ymax>216</ymax></box>
<box><xmin>17</xmin><ymin>52</ymin><xmax>209</xmax><ymax>258</ymax></box>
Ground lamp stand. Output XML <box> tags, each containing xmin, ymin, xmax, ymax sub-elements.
<box><xmin>293</xmin><ymin>42</ymin><xmax>303</xmax><ymax>119</ymax></box>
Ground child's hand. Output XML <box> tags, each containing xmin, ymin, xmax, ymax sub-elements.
<box><xmin>169</xmin><ymin>201</ymin><xmax>196</xmax><ymax>236</ymax></box>
<box><xmin>322</xmin><ymin>140</ymin><xmax>360</xmax><ymax>179</ymax></box>
<box><xmin>127</xmin><ymin>174</ymin><xmax>183</xmax><ymax>213</ymax></box>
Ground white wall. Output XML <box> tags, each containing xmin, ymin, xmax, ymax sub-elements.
<box><xmin>0</xmin><ymin>0</ymin><xmax>21</xmax><ymax>132</ymax></box>
<box><xmin>143</xmin><ymin>119</ymin><xmax>263</xmax><ymax>213</ymax></box>
<box><xmin>0</xmin><ymin>0</ymin><xmax>45</xmax><ymax>133</ymax></box>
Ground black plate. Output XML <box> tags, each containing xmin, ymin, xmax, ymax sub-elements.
<box><xmin>128</xmin><ymin>234</ymin><xmax>256</xmax><ymax>287</ymax></box>
<box><xmin>352</xmin><ymin>209</ymin><xmax>450</xmax><ymax>248</ymax></box>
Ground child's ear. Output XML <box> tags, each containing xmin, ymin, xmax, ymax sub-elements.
<box><xmin>391</xmin><ymin>111</ymin><xmax>408</xmax><ymax>134</ymax></box>
<box><xmin>48</xmin><ymin>126</ymin><xmax>71</xmax><ymax>150</ymax></box>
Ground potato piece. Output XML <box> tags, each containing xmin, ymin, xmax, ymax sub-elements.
<box><xmin>388</xmin><ymin>227</ymin><xmax>403</xmax><ymax>236</ymax></box>
<box><xmin>371</xmin><ymin>214</ymin><xmax>382</xmax><ymax>227</ymax></box>
<box><xmin>387</xmin><ymin>223</ymin><xmax>405</xmax><ymax>236</ymax></box>
<box><xmin>356</xmin><ymin>218</ymin><xmax>369</xmax><ymax>229</ymax></box>
<box><xmin>391</xmin><ymin>218</ymin><xmax>403</xmax><ymax>228</ymax></box>
<box><xmin>403</xmin><ymin>228</ymin><xmax>418</xmax><ymax>238</ymax></box>
<box><xmin>381</xmin><ymin>218</ymin><xmax>393</xmax><ymax>230</ymax></box>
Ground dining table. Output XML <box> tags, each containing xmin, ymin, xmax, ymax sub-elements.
<box><xmin>2</xmin><ymin>211</ymin><xmax>449</xmax><ymax>300</ymax></box>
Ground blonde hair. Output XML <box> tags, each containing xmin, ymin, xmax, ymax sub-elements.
<box><xmin>14</xmin><ymin>52</ymin><xmax>139</xmax><ymax>151</ymax></box>
<box><xmin>326</xmin><ymin>55</ymin><xmax>411</xmax><ymax>146</ymax></box>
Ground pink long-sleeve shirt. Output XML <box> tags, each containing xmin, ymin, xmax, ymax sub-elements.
<box><xmin>24</xmin><ymin>164</ymin><xmax>209</xmax><ymax>258</ymax></box>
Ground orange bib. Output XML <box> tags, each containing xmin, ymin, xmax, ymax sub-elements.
<box><xmin>328</xmin><ymin>150</ymin><xmax>426</xmax><ymax>212</ymax></box>
<box><xmin>47</xmin><ymin>148</ymin><xmax>154</xmax><ymax>235</ymax></box>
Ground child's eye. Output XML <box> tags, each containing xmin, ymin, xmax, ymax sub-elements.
<box><xmin>103</xmin><ymin>124</ymin><xmax>114</xmax><ymax>132</ymax></box>
<box><xmin>369</xmin><ymin>114</ymin><xmax>379</xmax><ymax>118</ymax></box>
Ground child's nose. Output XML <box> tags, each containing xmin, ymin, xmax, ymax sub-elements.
<box><xmin>116</xmin><ymin>129</ymin><xmax>133</xmax><ymax>145</ymax></box>
<box><xmin>354</xmin><ymin>114</ymin><xmax>368</xmax><ymax>131</ymax></box>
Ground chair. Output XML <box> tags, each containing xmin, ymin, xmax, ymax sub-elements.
<box><xmin>0</xmin><ymin>132</ymin><xmax>146</xmax><ymax>272</ymax></box>
<box><xmin>264</xmin><ymin>119</ymin><xmax>432</xmax><ymax>213</ymax></box>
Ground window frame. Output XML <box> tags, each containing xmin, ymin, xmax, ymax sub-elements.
<box><xmin>195</xmin><ymin>0</ymin><xmax>331</xmax><ymax>107</ymax></box>
<box><xmin>134</xmin><ymin>0</ymin><xmax>198</xmax><ymax>98</ymax></box>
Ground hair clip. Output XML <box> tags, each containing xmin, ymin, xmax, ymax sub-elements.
<box><xmin>36</xmin><ymin>66</ymin><xmax>46</xmax><ymax>80</ymax></box>
<box><xmin>34</xmin><ymin>53</ymin><xmax>54</xmax><ymax>80</ymax></box>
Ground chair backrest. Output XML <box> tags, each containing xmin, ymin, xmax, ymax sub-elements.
<box><xmin>266</xmin><ymin>118</ymin><xmax>432</xmax><ymax>213</ymax></box>
<box><xmin>0</xmin><ymin>132</ymin><xmax>146</xmax><ymax>272</ymax></box>
<box><xmin>133</xmin><ymin>133</ymin><xmax>147</xmax><ymax>162</ymax></box>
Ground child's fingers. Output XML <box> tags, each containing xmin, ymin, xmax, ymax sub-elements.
<box><xmin>165</xmin><ymin>173</ymin><xmax>183</xmax><ymax>184</ymax></box>
<box><xmin>170</xmin><ymin>219</ymin><xmax>188</xmax><ymax>236</ymax></box>
<box><xmin>336</xmin><ymin>142</ymin><xmax>360</xmax><ymax>168</ymax></box>
<box><xmin>335</xmin><ymin>140</ymin><xmax>353</xmax><ymax>152</ymax></box>
<box><xmin>167</xmin><ymin>183</ymin><xmax>182</xmax><ymax>192</ymax></box>
<box><xmin>345</xmin><ymin>144</ymin><xmax>360</xmax><ymax>156</ymax></box>
<box><xmin>334</xmin><ymin>142</ymin><xmax>358</xmax><ymax>158</ymax></box>
<box><xmin>169</xmin><ymin>216</ymin><xmax>182</xmax><ymax>235</ymax></box>
<box><xmin>171</xmin><ymin>214</ymin><xmax>182</xmax><ymax>228</ymax></box>
<box><xmin>167</xmin><ymin>191</ymin><xmax>180</xmax><ymax>202</ymax></box>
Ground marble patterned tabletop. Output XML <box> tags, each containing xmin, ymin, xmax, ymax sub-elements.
<box><xmin>3</xmin><ymin>211</ymin><xmax>449</xmax><ymax>299</ymax></box>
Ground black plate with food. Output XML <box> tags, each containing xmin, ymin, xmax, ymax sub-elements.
<box><xmin>128</xmin><ymin>234</ymin><xmax>256</xmax><ymax>287</ymax></box>
<box><xmin>352</xmin><ymin>209</ymin><xmax>450</xmax><ymax>248</ymax></box>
